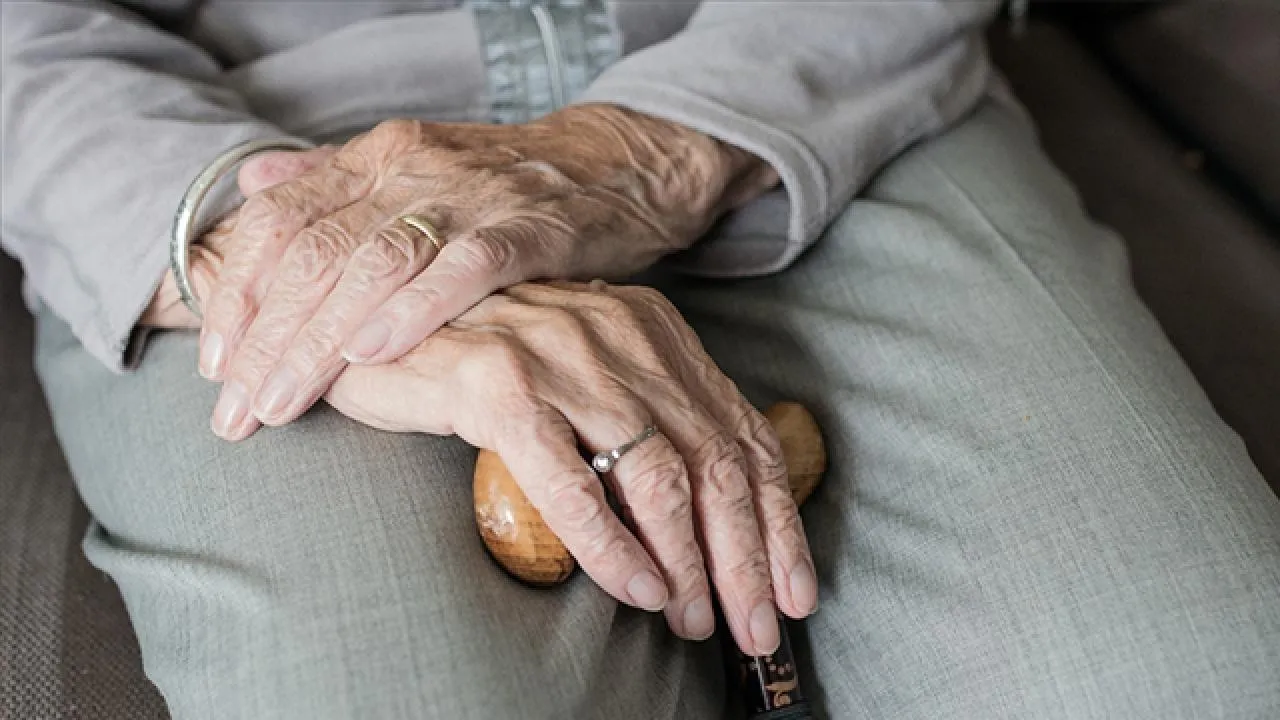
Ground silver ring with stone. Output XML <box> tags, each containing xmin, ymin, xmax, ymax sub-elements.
<box><xmin>591</xmin><ymin>425</ymin><xmax>659</xmax><ymax>474</ymax></box>
<box><xmin>170</xmin><ymin>137</ymin><xmax>317</xmax><ymax>317</ymax></box>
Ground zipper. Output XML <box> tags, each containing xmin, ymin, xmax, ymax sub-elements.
<box><xmin>1009</xmin><ymin>0</ymin><xmax>1030</xmax><ymax>37</ymax></box>
<box><xmin>530</xmin><ymin>4</ymin><xmax>568</xmax><ymax>110</ymax></box>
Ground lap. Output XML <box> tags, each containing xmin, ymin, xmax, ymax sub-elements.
<box><xmin>37</xmin><ymin>99</ymin><xmax>1280</xmax><ymax>720</ymax></box>
<box><xmin>660</xmin><ymin>99</ymin><xmax>1280</xmax><ymax>718</ymax></box>
<box><xmin>35</xmin><ymin>314</ymin><xmax>720</xmax><ymax>719</ymax></box>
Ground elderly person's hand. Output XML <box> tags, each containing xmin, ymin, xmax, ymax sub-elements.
<box><xmin>141</xmin><ymin>145</ymin><xmax>339</xmax><ymax>329</ymax></box>
<box><xmin>327</xmin><ymin>281</ymin><xmax>817</xmax><ymax>656</ymax></box>
<box><xmin>147</xmin><ymin>261</ymin><xmax>818</xmax><ymax>655</ymax></box>
<box><xmin>195</xmin><ymin>105</ymin><xmax>778</xmax><ymax>442</ymax></box>
<box><xmin>141</xmin><ymin>157</ymin><xmax>814</xmax><ymax>655</ymax></box>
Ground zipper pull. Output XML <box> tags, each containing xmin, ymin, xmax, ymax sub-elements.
<box><xmin>1009</xmin><ymin>0</ymin><xmax>1030</xmax><ymax>37</ymax></box>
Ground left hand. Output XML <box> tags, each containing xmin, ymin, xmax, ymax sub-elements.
<box><xmin>199</xmin><ymin>105</ymin><xmax>777</xmax><ymax>442</ymax></box>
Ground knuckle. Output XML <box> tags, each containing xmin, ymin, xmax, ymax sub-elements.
<box><xmin>628</xmin><ymin>455</ymin><xmax>692</xmax><ymax>522</ymax></box>
<box><xmin>588</xmin><ymin>531</ymin><xmax>640</xmax><ymax>569</ymax></box>
<box><xmin>293</xmin><ymin>324</ymin><xmax>342</xmax><ymax>367</ymax></box>
<box><xmin>544</xmin><ymin>472</ymin><xmax>608</xmax><ymax>534</ymax></box>
<box><xmin>723</xmin><ymin>548</ymin><xmax>772</xmax><ymax>587</ymax></box>
<box><xmin>670</xmin><ymin>556</ymin><xmax>708</xmax><ymax>596</ymax></box>
<box><xmin>239</xmin><ymin>191</ymin><xmax>303</xmax><ymax>239</ymax></box>
<box><xmin>531</xmin><ymin>306</ymin><xmax>588</xmax><ymax>346</ymax></box>
<box><xmin>369</xmin><ymin>118</ymin><xmax>423</xmax><ymax>148</ymax></box>
<box><xmin>764</xmin><ymin>498</ymin><xmax>806</xmax><ymax>542</ymax></box>
<box><xmin>354</xmin><ymin>231</ymin><xmax>417</xmax><ymax>281</ymax></box>
<box><xmin>237</xmin><ymin>193</ymin><xmax>276</xmax><ymax>226</ymax></box>
<box><xmin>614</xmin><ymin>284</ymin><xmax>672</xmax><ymax>317</ymax></box>
<box><xmin>740</xmin><ymin>409</ymin><xmax>787</xmax><ymax>480</ymax></box>
<box><xmin>474</xmin><ymin>337</ymin><xmax>535</xmax><ymax>397</ymax></box>
<box><xmin>574</xmin><ymin>289</ymin><xmax>641</xmax><ymax>336</ymax></box>
<box><xmin>695</xmin><ymin>433</ymin><xmax>750</xmax><ymax>501</ymax></box>
<box><xmin>390</xmin><ymin>283</ymin><xmax>441</xmax><ymax>320</ymax></box>
<box><xmin>286</xmin><ymin>224</ymin><xmax>349</xmax><ymax>282</ymax></box>
<box><xmin>454</xmin><ymin>236</ymin><xmax>516</xmax><ymax>278</ymax></box>
<box><xmin>592</xmin><ymin>290</ymin><xmax>633</xmax><ymax>317</ymax></box>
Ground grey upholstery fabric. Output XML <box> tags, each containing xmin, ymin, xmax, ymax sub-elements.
<box><xmin>990</xmin><ymin>20</ymin><xmax>1280</xmax><ymax>493</ymax></box>
<box><xmin>1091</xmin><ymin>2</ymin><xmax>1280</xmax><ymax>224</ymax></box>
<box><xmin>0</xmin><ymin>256</ymin><xmax>168</xmax><ymax>718</ymax></box>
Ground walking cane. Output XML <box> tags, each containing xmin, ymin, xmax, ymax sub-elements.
<box><xmin>473</xmin><ymin>402</ymin><xmax>825</xmax><ymax>720</ymax></box>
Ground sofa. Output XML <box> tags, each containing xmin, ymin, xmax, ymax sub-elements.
<box><xmin>3</xmin><ymin>3</ymin><xmax>1277</xmax><ymax>717</ymax></box>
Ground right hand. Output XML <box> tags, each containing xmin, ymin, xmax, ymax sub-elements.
<box><xmin>326</xmin><ymin>281</ymin><xmax>818</xmax><ymax>656</ymax></box>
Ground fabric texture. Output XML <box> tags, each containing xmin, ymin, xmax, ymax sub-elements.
<box><xmin>32</xmin><ymin>99</ymin><xmax>1280</xmax><ymax>719</ymax></box>
<box><xmin>0</xmin><ymin>256</ymin><xmax>167</xmax><ymax>718</ymax></box>
<box><xmin>988</xmin><ymin>20</ymin><xmax>1280</xmax><ymax>492</ymax></box>
<box><xmin>1</xmin><ymin>0</ymin><xmax>994</xmax><ymax>372</ymax></box>
<box><xmin>578</xmin><ymin>1</ymin><xmax>999</xmax><ymax>279</ymax></box>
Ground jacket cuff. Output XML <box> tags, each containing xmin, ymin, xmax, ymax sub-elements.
<box><xmin>106</xmin><ymin>132</ymin><xmax>302</xmax><ymax>373</ymax></box>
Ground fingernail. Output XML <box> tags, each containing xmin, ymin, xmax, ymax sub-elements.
<box><xmin>211</xmin><ymin>382</ymin><xmax>250</xmax><ymax>438</ymax></box>
<box><xmin>199</xmin><ymin>332</ymin><xmax>225</xmax><ymax>379</ymax></box>
<box><xmin>626</xmin><ymin>572</ymin><xmax>668</xmax><ymax>612</ymax></box>
<box><xmin>344</xmin><ymin>322</ymin><xmax>391</xmax><ymax>363</ymax></box>
<box><xmin>254</xmin><ymin>368</ymin><xmax>297</xmax><ymax>421</ymax></box>
<box><xmin>789</xmin><ymin>561</ymin><xmax>819</xmax><ymax>616</ymax></box>
<box><xmin>749</xmin><ymin>600</ymin><xmax>780</xmax><ymax>656</ymax></box>
<box><xmin>682</xmin><ymin>596</ymin><xmax>715</xmax><ymax>640</ymax></box>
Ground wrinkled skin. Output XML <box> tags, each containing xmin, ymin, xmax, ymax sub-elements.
<box><xmin>185</xmin><ymin>105</ymin><xmax>778</xmax><ymax>444</ymax></box>
<box><xmin>142</xmin><ymin>131</ymin><xmax>814</xmax><ymax>656</ymax></box>
<box><xmin>330</xmin><ymin>280</ymin><xmax>817</xmax><ymax>657</ymax></box>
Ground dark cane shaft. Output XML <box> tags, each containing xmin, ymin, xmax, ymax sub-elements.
<box><xmin>739</xmin><ymin>617</ymin><xmax>813</xmax><ymax>719</ymax></box>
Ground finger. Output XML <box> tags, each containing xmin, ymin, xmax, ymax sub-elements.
<box><xmin>495</xmin><ymin>408</ymin><xmax>668</xmax><ymax>613</ymax></box>
<box><xmin>210</xmin><ymin>194</ymin><xmax>391</xmax><ymax>440</ymax></box>
<box><xmin>507</xmin><ymin>281</ymin><xmax>779</xmax><ymax>652</ymax></box>
<box><xmin>716</xmin><ymin>396</ymin><xmax>817</xmax><ymax>620</ymax></box>
<box><xmin>656</xmin><ymin>397</ymin><xmax>779</xmax><ymax>657</ymax></box>
<box><xmin>237</xmin><ymin>146</ymin><xmax>339</xmax><ymax>196</ymax></box>
<box><xmin>199</xmin><ymin>146</ymin><xmax>373</xmax><ymax>381</ymax></box>
<box><xmin>555</xmin><ymin>383</ymin><xmax>714</xmax><ymax>641</ymax></box>
<box><xmin>252</xmin><ymin>217</ymin><xmax>438</xmax><ymax>426</ymax></box>
<box><xmin>622</xmin><ymin>285</ymin><xmax>817</xmax><ymax>619</ymax></box>
<box><xmin>343</xmin><ymin>224</ymin><xmax>537</xmax><ymax>365</ymax></box>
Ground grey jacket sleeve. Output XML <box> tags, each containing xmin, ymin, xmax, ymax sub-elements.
<box><xmin>579</xmin><ymin>1</ymin><xmax>1000</xmax><ymax>277</ymax></box>
<box><xmin>1</xmin><ymin>1</ymin><xmax>299</xmax><ymax>371</ymax></box>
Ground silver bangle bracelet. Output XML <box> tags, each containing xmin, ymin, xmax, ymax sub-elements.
<box><xmin>169</xmin><ymin>137</ymin><xmax>317</xmax><ymax>317</ymax></box>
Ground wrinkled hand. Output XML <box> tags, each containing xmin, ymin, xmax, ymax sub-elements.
<box><xmin>327</xmin><ymin>281</ymin><xmax>817</xmax><ymax>656</ymax></box>
<box><xmin>141</xmin><ymin>145</ymin><xmax>339</xmax><ymax>329</ymax></box>
<box><xmin>194</xmin><ymin>105</ymin><xmax>777</xmax><ymax>441</ymax></box>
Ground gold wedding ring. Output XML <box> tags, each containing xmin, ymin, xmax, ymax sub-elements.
<box><xmin>399</xmin><ymin>214</ymin><xmax>446</xmax><ymax>251</ymax></box>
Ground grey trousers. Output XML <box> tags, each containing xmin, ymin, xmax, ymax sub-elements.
<box><xmin>35</xmin><ymin>101</ymin><xmax>1280</xmax><ymax>719</ymax></box>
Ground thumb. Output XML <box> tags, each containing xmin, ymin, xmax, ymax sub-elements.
<box><xmin>237</xmin><ymin>145</ymin><xmax>339</xmax><ymax>196</ymax></box>
<box><xmin>137</xmin><ymin>246</ymin><xmax>222</xmax><ymax>330</ymax></box>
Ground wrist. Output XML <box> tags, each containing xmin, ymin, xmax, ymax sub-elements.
<box><xmin>541</xmin><ymin>104</ymin><xmax>779</xmax><ymax>246</ymax></box>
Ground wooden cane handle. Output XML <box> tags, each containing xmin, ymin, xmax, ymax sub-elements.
<box><xmin>473</xmin><ymin>402</ymin><xmax>826</xmax><ymax>585</ymax></box>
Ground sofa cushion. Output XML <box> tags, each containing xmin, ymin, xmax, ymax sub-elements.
<box><xmin>1091</xmin><ymin>2</ymin><xmax>1280</xmax><ymax>223</ymax></box>
<box><xmin>0</xmin><ymin>255</ymin><xmax>169</xmax><ymax>719</ymax></box>
<box><xmin>990</xmin><ymin>20</ymin><xmax>1280</xmax><ymax>492</ymax></box>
